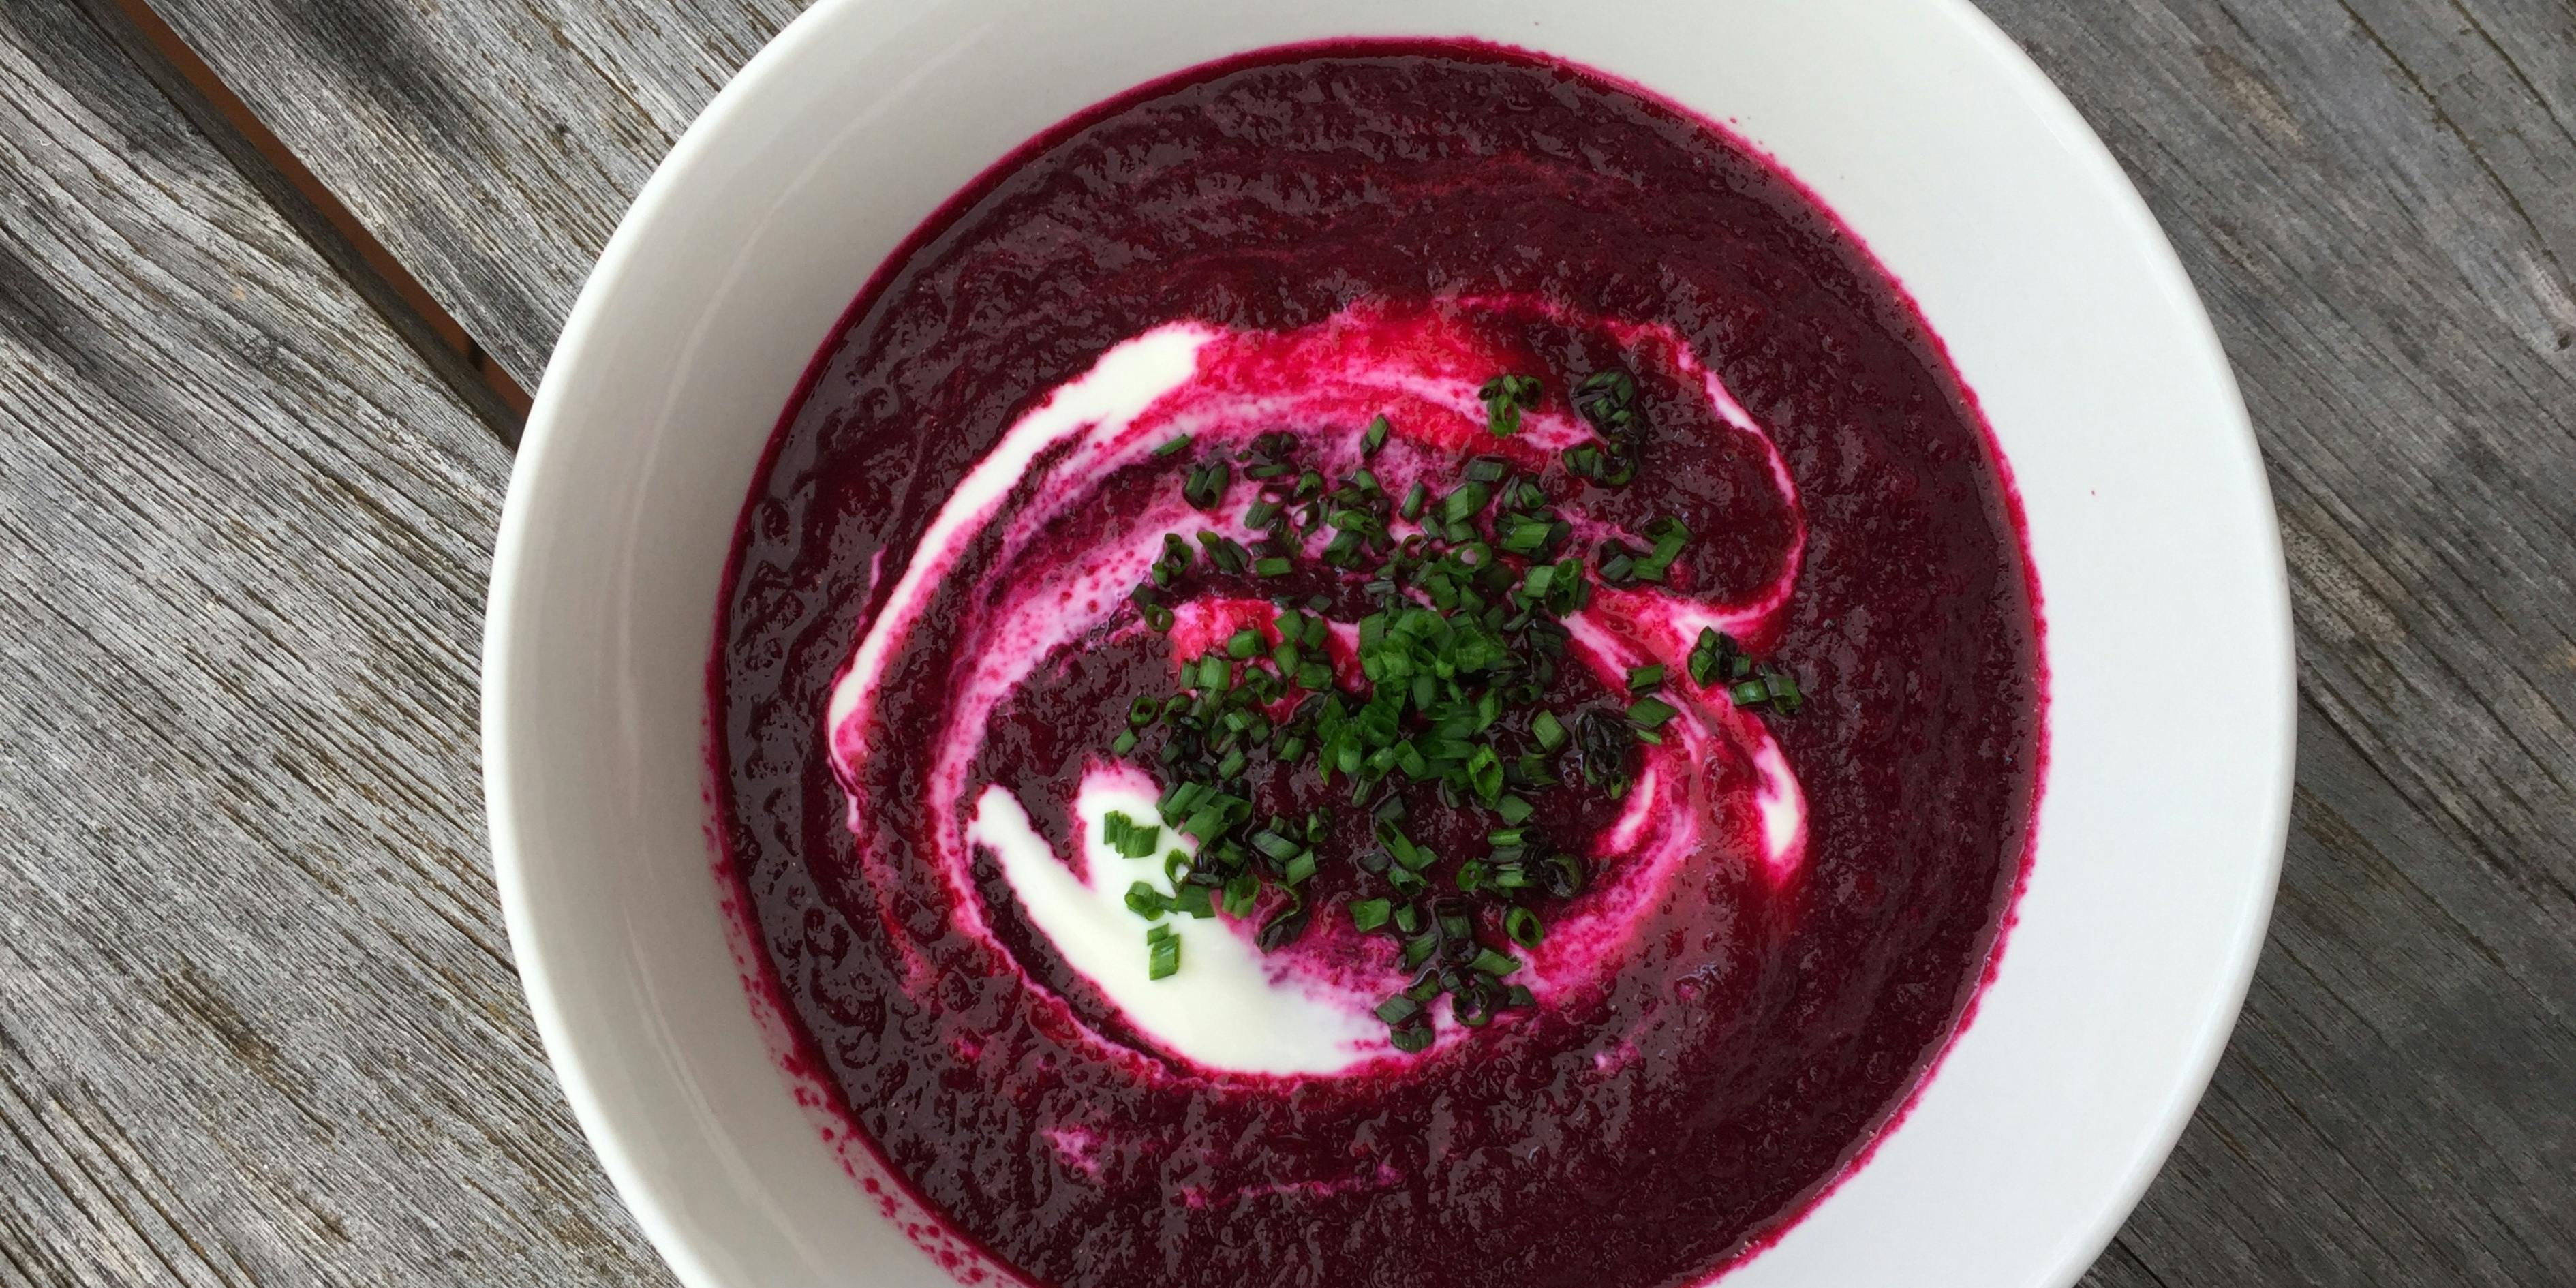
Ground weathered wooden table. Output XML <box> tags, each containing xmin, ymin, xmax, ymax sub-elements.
<box><xmin>3</xmin><ymin>1</ymin><xmax>2569</xmax><ymax>1283</ymax></box>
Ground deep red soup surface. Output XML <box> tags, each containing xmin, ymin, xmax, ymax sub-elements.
<box><xmin>712</xmin><ymin>40</ymin><xmax>2044</xmax><ymax>1288</ymax></box>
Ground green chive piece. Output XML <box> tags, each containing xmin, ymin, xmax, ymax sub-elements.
<box><xmin>1362</xmin><ymin>415</ymin><xmax>1391</xmax><ymax>456</ymax></box>
<box><xmin>1441</xmin><ymin>482</ymin><xmax>1491</xmax><ymax>525</ymax></box>
<box><xmin>1148</xmin><ymin>927</ymin><xmax>1181</xmax><ymax>979</ymax></box>
<box><xmin>1153</xmin><ymin>433</ymin><xmax>1193</xmax><ymax>457</ymax></box>
<box><xmin>1471</xmin><ymin>947</ymin><xmax>1522</xmax><ymax>977</ymax></box>
<box><xmin>1227</xmin><ymin>627</ymin><xmax>1263</xmax><ymax>658</ymax></box>
<box><xmin>1628</xmin><ymin>696</ymin><xmax>1678</xmax><ymax>729</ymax></box>
<box><xmin>1768</xmin><ymin>671</ymin><xmax>1805</xmax><ymax>714</ymax></box>
<box><xmin>1223</xmin><ymin>870</ymin><xmax>1259</xmax><ymax>917</ymax></box>
<box><xmin>1531</xmin><ymin>708</ymin><xmax>1567</xmax><ymax>752</ymax></box>
<box><xmin>1126</xmin><ymin>882</ymin><xmax>1169</xmax><ymax>919</ymax></box>
<box><xmin>1627</xmin><ymin>663</ymin><xmax>1666</xmax><ymax>692</ymax></box>
<box><xmin>1253</xmin><ymin>556</ymin><xmax>1293</xmax><ymax>578</ymax></box>
<box><xmin>1350</xmin><ymin>898</ymin><xmax>1392</xmax><ymax>932</ymax></box>
<box><xmin>1478</xmin><ymin>373</ymin><xmax>1540</xmax><ymax>436</ymax></box>
<box><xmin>1687</xmin><ymin>628</ymin><xmax>1720</xmax><ymax>684</ymax></box>
<box><xmin>1505</xmin><ymin>906</ymin><xmax>1545</xmax><ymax>948</ymax></box>
<box><xmin>1496</xmin><ymin>794</ymin><xmax>1535</xmax><ymax>825</ymax></box>
<box><xmin>1466</xmin><ymin>746</ymin><xmax>1505</xmax><ymax>803</ymax></box>
<box><xmin>1183</xmin><ymin>461</ymin><xmax>1231</xmax><ymax>510</ymax></box>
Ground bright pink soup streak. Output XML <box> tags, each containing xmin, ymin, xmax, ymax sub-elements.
<box><xmin>709</xmin><ymin>39</ymin><xmax>2046</xmax><ymax>1288</ymax></box>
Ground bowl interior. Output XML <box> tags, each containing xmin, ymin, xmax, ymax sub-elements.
<box><xmin>483</xmin><ymin>1</ymin><xmax>2293</xmax><ymax>1285</ymax></box>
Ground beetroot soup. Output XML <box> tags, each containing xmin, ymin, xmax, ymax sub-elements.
<box><xmin>711</xmin><ymin>41</ymin><xmax>2043</xmax><ymax>1288</ymax></box>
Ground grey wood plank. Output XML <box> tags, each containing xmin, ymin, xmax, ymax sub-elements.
<box><xmin>140</xmin><ymin>0</ymin><xmax>809</xmax><ymax>387</ymax></box>
<box><xmin>0</xmin><ymin>5</ymin><xmax>669</xmax><ymax>1286</ymax></box>
<box><xmin>1977</xmin><ymin>1</ymin><xmax>2576</xmax><ymax>1284</ymax></box>
<box><xmin>99</xmin><ymin>0</ymin><xmax>2576</xmax><ymax>1283</ymax></box>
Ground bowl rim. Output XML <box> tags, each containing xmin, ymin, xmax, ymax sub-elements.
<box><xmin>483</xmin><ymin>3</ymin><xmax>2294</xmax><ymax>1285</ymax></box>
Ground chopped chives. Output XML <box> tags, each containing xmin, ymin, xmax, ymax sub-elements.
<box><xmin>1147</xmin><ymin>925</ymin><xmax>1181</xmax><ymax>979</ymax></box>
<box><xmin>1531</xmin><ymin>709</ymin><xmax>1567</xmax><ymax>751</ymax></box>
<box><xmin>1544</xmin><ymin>853</ymin><xmax>1586</xmax><ymax>898</ymax></box>
<box><xmin>1627</xmin><ymin>696</ymin><xmax>1678</xmax><ymax>729</ymax></box>
<box><xmin>1477</xmin><ymin>373</ymin><xmax>1539</xmax><ymax>436</ymax></box>
<box><xmin>1107</xmin><ymin>377</ymin><xmax>1704</xmax><ymax>1029</ymax></box>
<box><xmin>1440</xmin><ymin>482</ymin><xmax>1490</xmax><ymax>525</ymax></box>
<box><xmin>1688</xmin><ymin>627</ymin><xmax>1726</xmax><ymax>686</ymax></box>
<box><xmin>1257</xmin><ymin>899</ymin><xmax>1309</xmax><ymax>951</ymax></box>
<box><xmin>1223</xmin><ymin>870</ymin><xmax>1259</xmax><ymax>917</ymax></box>
<box><xmin>1126</xmin><ymin>883</ymin><xmax>1168</xmax><ymax>919</ymax></box>
<box><xmin>1766</xmin><ymin>671</ymin><xmax>1805</xmax><ymax>714</ymax></box>
<box><xmin>1152</xmin><ymin>433</ymin><xmax>1193</xmax><ymax>457</ymax></box>
<box><xmin>1182</xmin><ymin>461</ymin><xmax>1230</xmax><ymax>510</ymax></box>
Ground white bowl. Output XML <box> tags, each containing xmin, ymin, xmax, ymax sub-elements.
<box><xmin>482</xmin><ymin>1</ymin><xmax>2294</xmax><ymax>1285</ymax></box>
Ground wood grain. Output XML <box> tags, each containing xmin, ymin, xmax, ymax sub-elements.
<box><xmin>1980</xmin><ymin>1</ymin><xmax>2576</xmax><ymax>1280</ymax></box>
<box><xmin>0</xmin><ymin>5</ymin><xmax>666</xmax><ymax>1285</ymax></box>
<box><xmin>27</xmin><ymin>0</ymin><xmax>2576</xmax><ymax>1283</ymax></box>
<box><xmin>134</xmin><ymin>0</ymin><xmax>810</xmax><ymax>388</ymax></box>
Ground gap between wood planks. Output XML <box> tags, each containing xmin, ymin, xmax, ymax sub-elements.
<box><xmin>75</xmin><ymin>0</ymin><xmax>535</xmax><ymax>446</ymax></box>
